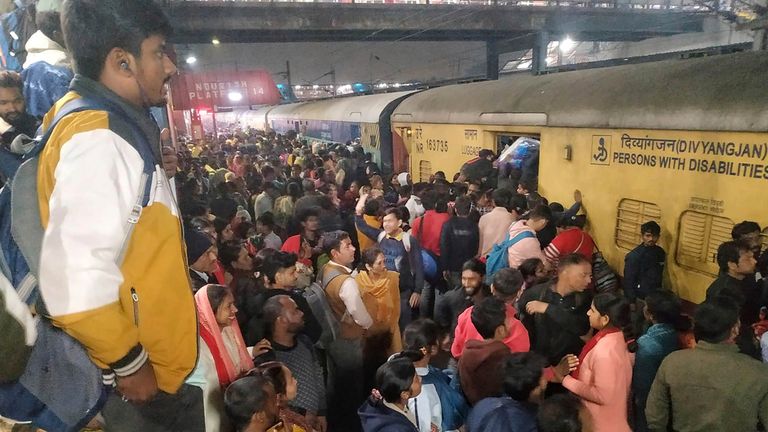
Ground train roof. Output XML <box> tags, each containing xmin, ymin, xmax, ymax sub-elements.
<box><xmin>268</xmin><ymin>91</ymin><xmax>418</xmax><ymax>124</ymax></box>
<box><xmin>391</xmin><ymin>52</ymin><xmax>768</xmax><ymax>132</ymax></box>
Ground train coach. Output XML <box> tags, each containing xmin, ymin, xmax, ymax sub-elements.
<box><xmin>264</xmin><ymin>91</ymin><xmax>417</xmax><ymax>174</ymax></box>
<box><xmin>389</xmin><ymin>51</ymin><xmax>768</xmax><ymax>303</ymax></box>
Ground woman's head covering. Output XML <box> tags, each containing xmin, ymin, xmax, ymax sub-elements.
<box><xmin>195</xmin><ymin>285</ymin><xmax>254</xmax><ymax>387</ymax></box>
<box><xmin>397</xmin><ymin>172</ymin><xmax>410</xmax><ymax>187</ymax></box>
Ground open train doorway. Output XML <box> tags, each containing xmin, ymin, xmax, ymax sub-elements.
<box><xmin>495</xmin><ymin>133</ymin><xmax>540</xmax><ymax>192</ymax></box>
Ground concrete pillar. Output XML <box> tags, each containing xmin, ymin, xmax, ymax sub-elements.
<box><xmin>486</xmin><ymin>39</ymin><xmax>499</xmax><ymax>80</ymax></box>
<box><xmin>532</xmin><ymin>31</ymin><xmax>549</xmax><ymax>75</ymax></box>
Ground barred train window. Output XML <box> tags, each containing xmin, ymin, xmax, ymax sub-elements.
<box><xmin>419</xmin><ymin>160</ymin><xmax>432</xmax><ymax>183</ymax></box>
<box><xmin>676</xmin><ymin>211</ymin><xmax>734</xmax><ymax>276</ymax></box>
<box><xmin>615</xmin><ymin>199</ymin><xmax>661</xmax><ymax>250</ymax></box>
<box><xmin>762</xmin><ymin>227</ymin><xmax>768</xmax><ymax>252</ymax></box>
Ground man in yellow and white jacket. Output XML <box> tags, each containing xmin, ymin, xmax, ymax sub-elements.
<box><xmin>37</xmin><ymin>0</ymin><xmax>200</xmax><ymax>430</ymax></box>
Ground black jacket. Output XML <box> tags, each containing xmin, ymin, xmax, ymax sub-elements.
<box><xmin>517</xmin><ymin>281</ymin><xmax>591</xmax><ymax>365</ymax></box>
<box><xmin>439</xmin><ymin>216</ymin><xmax>479</xmax><ymax>272</ymax></box>
<box><xmin>623</xmin><ymin>244</ymin><xmax>666</xmax><ymax>302</ymax></box>
<box><xmin>706</xmin><ymin>274</ymin><xmax>763</xmax><ymax>359</ymax></box>
<box><xmin>358</xmin><ymin>397</ymin><xmax>418</xmax><ymax>432</ymax></box>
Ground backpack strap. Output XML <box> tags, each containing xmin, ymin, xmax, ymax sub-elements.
<box><xmin>10</xmin><ymin>98</ymin><xmax>154</xmax><ymax>309</ymax></box>
<box><xmin>377</xmin><ymin>230</ymin><xmax>386</xmax><ymax>244</ymax></box>
<box><xmin>10</xmin><ymin>98</ymin><xmax>112</xmax><ymax>282</ymax></box>
<box><xmin>401</xmin><ymin>232</ymin><xmax>411</xmax><ymax>252</ymax></box>
<box><xmin>320</xmin><ymin>265</ymin><xmax>347</xmax><ymax>288</ymax></box>
<box><xmin>508</xmin><ymin>230</ymin><xmax>535</xmax><ymax>246</ymax></box>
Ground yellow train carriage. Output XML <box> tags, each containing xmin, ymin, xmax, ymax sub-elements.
<box><xmin>391</xmin><ymin>52</ymin><xmax>768</xmax><ymax>303</ymax></box>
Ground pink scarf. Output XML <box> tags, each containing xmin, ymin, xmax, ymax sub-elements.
<box><xmin>195</xmin><ymin>286</ymin><xmax>254</xmax><ymax>387</ymax></box>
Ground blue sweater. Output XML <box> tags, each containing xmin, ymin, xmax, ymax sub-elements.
<box><xmin>466</xmin><ymin>397</ymin><xmax>537</xmax><ymax>432</ymax></box>
<box><xmin>355</xmin><ymin>215</ymin><xmax>425</xmax><ymax>294</ymax></box>
<box><xmin>632</xmin><ymin>322</ymin><xmax>679</xmax><ymax>431</ymax></box>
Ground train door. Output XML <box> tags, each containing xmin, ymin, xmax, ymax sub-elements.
<box><xmin>494</xmin><ymin>132</ymin><xmax>541</xmax><ymax>191</ymax></box>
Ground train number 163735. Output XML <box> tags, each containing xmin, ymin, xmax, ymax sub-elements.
<box><xmin>427</xmin><ymin>139</ymin><xmax>449</xmax><ymax>152</ymax></box>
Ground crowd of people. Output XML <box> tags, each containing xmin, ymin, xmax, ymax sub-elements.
<box><xmin>170</xmin><ymin>121</ymin><xmax>768</xmax><ymax>432</ymax></box>
<box><xmin>2</xmin><ymin>1</ymin><xmax>768</xmax><ymax>432</ymax></box>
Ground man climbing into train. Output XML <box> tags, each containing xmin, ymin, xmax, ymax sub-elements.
<box><xmin>36</xmin><ymin>0</ymin><xmax>201</xmax><ymax>430</ymax></box>
<box><xmin>459</xmin><ymin>148</ymin><xmax>496</xmax><ymax>187</ymax></box>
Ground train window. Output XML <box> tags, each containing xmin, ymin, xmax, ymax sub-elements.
<box><xmin>675</xmin><ymin>211</ymin><xmax>734</xmax><ymax>277</ymax></box>
<box><xmin>615</xmin><ymin>199</ymin><xmax>661</xmax><ymax>250</ymax></box>
<box><xmin>419</xmin><ymin>160</ymin><xmax>432</xmax><ymax>183</ymax></box>
<box><xmin>762</xmin><ymin>227</ymin><xmax>768</xmax><ymax>251</ymax></box>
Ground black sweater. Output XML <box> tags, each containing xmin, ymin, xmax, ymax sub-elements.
<box><xmin>439</xmin><ymin>216</ymin><xmax>480</xmax><ymax>272</ymax></box>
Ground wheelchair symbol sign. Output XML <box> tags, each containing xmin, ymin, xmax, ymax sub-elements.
<box><xmin>591</xmin><ymin>136</ymin><xmax>611</xmax><ymax>165</ymax></box>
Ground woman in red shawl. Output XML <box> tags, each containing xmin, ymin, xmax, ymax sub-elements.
<box><xmin>196</xmin><ymin>284</ymin><xmax>255</xmax><ymax>388</ymax></box>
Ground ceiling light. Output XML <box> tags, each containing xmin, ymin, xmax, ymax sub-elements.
<box><xmin>212</xmin><ymin>38</ymin><xmax>220</xmax><ymax>45</ymax></box>
<box><xmin>185</xmin><ymin>55</ymin><xmax>197</xmax><ymax>65</ymax></box>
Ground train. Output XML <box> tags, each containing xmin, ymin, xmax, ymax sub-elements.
<box><xmin>244</xmin><ymin>51</ymin><xmax>768</xmax><ymax>304</ymax></box>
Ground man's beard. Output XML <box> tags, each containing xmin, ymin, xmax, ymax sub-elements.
<box><xmin>2</xmin><ymin>111</ymin><xmax>22</xmax><ymax>125</ymax></box>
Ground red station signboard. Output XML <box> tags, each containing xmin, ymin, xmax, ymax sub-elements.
<box><xmin>170</xmin><ymin>69</ymin><xmax>282</xmax><ymax>112</ymax></box>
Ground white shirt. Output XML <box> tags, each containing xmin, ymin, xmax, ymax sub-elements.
<box><xmin>191</xmin><ymin>269</ymin><xmax>209</xmax><ymax>283</ymax></box>
<box><xmin>329</xmin><ymin>261</ymin><xmax>373</xmax><ymax>329</ymax></box>
<box><xmin>408</xmin><ymin>367</ymin><xmax>442</xmax><ymax>432</ymax></box>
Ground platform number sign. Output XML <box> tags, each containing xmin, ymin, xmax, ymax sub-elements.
<box><xmin>591</xmin><ymin>135</ymin><xmax>611</xmax><ymax>165</ymax></box>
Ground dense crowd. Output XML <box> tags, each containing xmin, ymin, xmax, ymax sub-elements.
<box><xmin>171</xmin><ymin>125</ymin><xmax>768</xmax><ymax>432</ymax></box>
<box><xmin>2</xmin><ymin>1</ymin><xmax>768</xmax><ymax>432</ymax></box>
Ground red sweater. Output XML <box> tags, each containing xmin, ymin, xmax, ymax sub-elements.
<box><xmin>411</xmin><ymin>210</ymin><xmax>451</xmax><ymax>256</ymax></box>
<box><xmin>451</xmin><ymin>303</ymin><xmax>530</xmax><ymax>358</ymax></box>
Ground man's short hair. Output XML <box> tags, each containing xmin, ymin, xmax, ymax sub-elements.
<box><xmin>471</xmin><ymin>297</ymin><xmax>507</xmax><ymax>339</ymax></box>
<box><xmin>694</xmin><ymin>298</ymin><xmax>739</xmax><ymax>344</ymax></box>
<box><xmin>641</xmin><ymin>221</ymin><xmax>661</xmax><ymax>237</ymax></box>
<box><xmin>224</xmin><ymin>375</ymin><xmax>273</xmax><ymax>431</ymax></box>
<box><xmin>492</xmin><ymin>268</ymin><xmax>524</xmax><ymax>301</ymax></box>
<box><xmin>503</xmin><ymin>352</ymin><xmax>547</xmax><ymax>401</ymax></box>
<box><xmin>0</xmin><ymin>71</ymin><xmax>22</xmax><ymax>92</ymax></box>
<box><xmin>62</xmin><ymin>0</ymin><xmax>172</xmax><ymax>80</ymax></box>
<box><xmin>321</xmin><ymin>230</ymin><xmax>350</xmax><ymax>256</ymax></box>
<box><xmin>257</xmin><ymin>212</ymin><xmax>275</xmax><ymax>228</ymax></box>
<box><xmin>263</xmin><ymin>181</ymin><xmax>277</xmax><ymax>192</ymax></box>
<box><xmin>528</xmin><ymin>204</ymin><xmax>552</xmax><ymax>222</ymax></box>
<box><xmin>557</xmin><ymin>253</ymin><xmax>590</xmax><ymax>273</ymax></box>
<box><xmin>491</xmin><ymin>188</ymin><xmax>512</xmax><ymax>209</ymax></box>
<box><xmin>302</xmin><ymin>178</ymin><xmax>316</xmax><ymax>192</ymax></box>
<box><xmin>453</xmin><ymin>196</ymin><xmax>472</xmax><ymax>217</ymax></box>
<box><xmin>538</xmin><ymin>393</ymin><xmax>584</xmax><ymax>432</ymax></box>
<box><xmin>261</xmin><ymin>251</ymin><xmax>297</xmax><ymax>284</ymax></box>
<box><xmin>510</xmin><ymin>193</ymin><xmax>528</xmax><ymax>215</ymax></box>
<box><xmin>732</xmin><ymin>221</ymin><xmax>761</xmax><ymax>240</ymax></box>
<box><xmin>462</xmin><ymin>258</ymin><xmax>486</xmax><ymax>276</ymax></box>
<box><xmin>716</xmin><ymin>240</ymin><xmax>752</xmax><ymax>273</ymax></box>
<box><xmin>479</xmin><ymin>149</ymin><xmax>494</xmax><ymax>159</ymax></box>
<box><xmin>262</xmin><ymin>294</ymin><xmax>290</xmax><ymax>338</ymax></box>
<box><xmin>364</xmin><ymin>199</ymin><xmax>382</xmax><ymax>217</ymax></box>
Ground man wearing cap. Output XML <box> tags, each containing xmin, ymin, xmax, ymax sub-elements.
<box><xmin>21</xmin><ymin>0</ymin><xmax>74</xmax><ymax>119</ymax></box>
<box><xmin>186</xmin><ymin>229</ymin><xmax>218</xmax><ymax>293</ymax></box>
